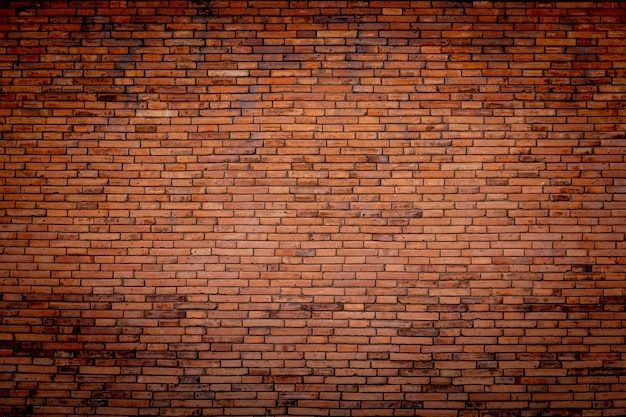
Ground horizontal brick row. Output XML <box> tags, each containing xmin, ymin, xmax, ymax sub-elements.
<box><xmin>0</xmin><ymin>1</ymin><xmax>625</xmax><ymax>417</ymax></box>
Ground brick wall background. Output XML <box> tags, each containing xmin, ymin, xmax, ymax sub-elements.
<box><xmin>1</xmin><ymin>1</ymin><xmax>625</xmax><ymax>416</ymax></box>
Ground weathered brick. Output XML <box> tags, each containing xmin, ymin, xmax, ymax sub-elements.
<box><xmin>0</xmin><ymin>1</ymin><xmax>625</xmax><ymax>416</ymax></box>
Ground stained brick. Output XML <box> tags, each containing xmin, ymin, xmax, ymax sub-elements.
<box><xmin>0</xmin><ymin>1</ymin><xmax>625</xmax><ymax>416</ymax></box>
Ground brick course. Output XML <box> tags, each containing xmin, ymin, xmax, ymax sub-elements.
<box><xmin>1</xmin><ymin>1</ymin><xmax>626</xmax><ymax>416</ymax></box>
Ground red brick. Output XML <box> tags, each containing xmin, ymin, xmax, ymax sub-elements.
<box><xmin>0</xmin><ymin>1</ymin><xmax>624</xmax><ymax>416</ymax></box>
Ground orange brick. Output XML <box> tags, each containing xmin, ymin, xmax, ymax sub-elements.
<box><xmin>0</xmin><ymin>1</ymin><xmax>624</xmax><ymax>416</ymax></box>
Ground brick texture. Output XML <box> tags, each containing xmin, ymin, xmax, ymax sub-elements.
<box><xmin>1</xmin><ymin>1</ymin><xmax>625</xmax><ymax>416</ymax></box>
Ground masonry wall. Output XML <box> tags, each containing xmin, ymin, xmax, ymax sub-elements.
<box><xmin>1</xmin><ymin>1</ymin><xmax>626</xmax><ymax>416</ymax></box>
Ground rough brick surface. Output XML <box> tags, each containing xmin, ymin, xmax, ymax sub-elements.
<box><xmin>1</xmin><ymin>1</ymin><xmax>625</xmax><ymax>416</ymax></box>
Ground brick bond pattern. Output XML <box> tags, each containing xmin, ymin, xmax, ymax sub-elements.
<box><xmin>1</xmin><ymin>1</ymin><xmax>625</xmax><ymax>416</ymax></box>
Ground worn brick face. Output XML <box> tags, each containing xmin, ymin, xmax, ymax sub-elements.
<box><xmin>1</xmin><ymin>1</ymin><xmax>626</xmax><ymax>416</ymax></box>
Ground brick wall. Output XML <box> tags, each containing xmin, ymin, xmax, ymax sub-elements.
<box><xmin>1</xmin><ymin>1</ymin><xmax>625</xmax><ymax>416</ymax></box>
